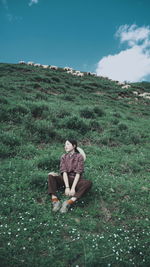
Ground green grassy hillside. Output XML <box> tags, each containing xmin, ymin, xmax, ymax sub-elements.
<box><xmin>0</xmin><ymin>63</ymin><xmax>150</xmax><ymax>266</ymax></box>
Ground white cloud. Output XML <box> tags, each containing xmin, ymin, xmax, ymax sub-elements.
<box><xmin>1</xmin><ymin>0</ymin><xmax>22</xmax><ymax>22</ymax></box>
<box><xmin>116</xmin><ymin>24</ymin><xmax>150</xmax><ymax>47</ymax></box>
<box><xmin>28</xmin><ymin>0</ymin><xmax>39</xmax><ymax>7</ymax></box>
<box><xmin>96</xmin><ymin>24</ymin><xmax>150</xmax><ymax>82</ymax></box>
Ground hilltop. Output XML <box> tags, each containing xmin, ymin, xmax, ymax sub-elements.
<box><xmin>0</xmin><ymin>63</ymin><xmax>150</xmax><ymax>266</ymax></box>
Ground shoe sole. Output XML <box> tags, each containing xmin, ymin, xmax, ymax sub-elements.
<box><xmin>60</xmin><ymin>202</ymin><xmax>70</xmax><ymax>213</ymax></box>
<box><xmin>52</xmin><ymin>202</ymin><xmax>61</xmax><ymax>212</ymax></box>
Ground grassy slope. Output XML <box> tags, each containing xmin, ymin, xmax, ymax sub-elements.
<box><xmin>0</xmin><ymin>63</ymin><xmax>150</xmax><ymax>267</ymax></box>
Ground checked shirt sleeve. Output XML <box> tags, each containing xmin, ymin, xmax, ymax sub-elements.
<box><xmin>60</xmin><ymin>155</ymin><xmax>67</xmax><ymax>173</ymax></box>
<box><xmin>74</xmin><ymin>154</ymin><xmax>84</xmax><ymax>174</ymax></box>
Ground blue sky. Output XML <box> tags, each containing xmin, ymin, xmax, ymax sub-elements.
<box><xmin>1</xmin><ymin>0</ymin><xmax>150</xmax><ymax>82</ymax></box>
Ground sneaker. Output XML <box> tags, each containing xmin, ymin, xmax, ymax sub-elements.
<box><xmin>60</xmin><ymin>200</ymin><xmax>70</xmax><ymax>213</ymax></box>
<box><xmin>52</xmin><ymin>201</ymin><xmax>61</xmax><ymax>212</ymax></box>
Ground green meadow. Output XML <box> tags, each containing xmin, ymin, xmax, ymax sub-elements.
<box><xmin>0</xmin><ymin>63</ymin><xmax>150</xmax><ymax>267</ymax></box>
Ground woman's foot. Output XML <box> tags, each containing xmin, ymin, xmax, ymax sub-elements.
<box><xmin>60</xmin><ymin>199</ymin><xmax>76</xmax><ymax>213</ymax></box>
<box><xmin>60</xmin><ymin>200</ymin><xmax>70</xmax><ymax>213</ymax></box>
<box><xmin>52</xmin><ymin>201</ymin><xmax>61</xmax><ymax>212</ymax></box>
<box><xmin>51</xmin><ymin>196</ymin><xmax>61</xmax><ymax>212</ymax></box>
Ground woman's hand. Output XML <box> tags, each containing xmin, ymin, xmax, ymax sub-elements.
<box><xmin>65</xmin><ymin>187</ymin><xmax>70</xmax><ymax>196</ymax></box>
<box><xmin>69</xmin><ymin>188</ymin><xmax>76</xmax><ymax>196</ymax></box>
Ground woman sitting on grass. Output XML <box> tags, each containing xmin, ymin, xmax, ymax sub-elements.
<box><xmin>48</xmin><ymin>139</ymin><xmax>92</xmax><ymax>213</ymax></box>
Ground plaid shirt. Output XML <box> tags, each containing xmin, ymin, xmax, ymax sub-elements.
<box><xmin>60</xmin><ymin>152</ymin><xmax>84</xmax><ymax>176</ymax></box>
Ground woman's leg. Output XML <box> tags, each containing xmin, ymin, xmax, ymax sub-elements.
<box><xmin>60</xmin><ymin>178</ymin><xmax>92</xmax><ymax>213</ymax></box>
<box><xmin>74</xmin><ymin>179</ymin><xmax>92</xmax><ymax>199</ymax></box>
<box><xmin>48</xmin><ymin>174</ymin><xmax>64</xmax><ymax>196</ymax></box>
<box><xmin>48</xmin><ymin>174</ymin><xmax>64</xmax><ymax>212</ymax></box>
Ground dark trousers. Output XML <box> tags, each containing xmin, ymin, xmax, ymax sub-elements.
<box><xmin>48</xmin><ymin>174</ymin><xmax>92</xmax><ymax>199</ymax></box>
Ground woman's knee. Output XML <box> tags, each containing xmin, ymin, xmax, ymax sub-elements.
<box><xmin>48</xmin><ymin>174</ymin><xmax>54</xmax><ymax>181</ymax></box>
<box><xmin>48</xmin><ymin>172</ymin><xmax>59</xmax><ymax>176</ymax></box>
<box><xmin>82</xmin><ymin>179</ymin><xmax>92</xmax><ymax>190</ymax></box>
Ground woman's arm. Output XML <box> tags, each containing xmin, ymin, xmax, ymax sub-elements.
<box><xmin>70</xmin><ymin>173</ymin><xmax>80</xmax><ymax>196</ymax></box>
<box><xmin>63</xmin><ymin>172</ymin><xmax>71</xmax><ymax>196</ymax></box>
<box><xmin>63</xmin><ymin>172</ymin><xmax>69</xmax><ymax>188</ymax></box>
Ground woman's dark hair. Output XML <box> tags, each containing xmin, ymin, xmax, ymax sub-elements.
<box><xmin>68</xmin><ymin>139</ymin><xmax>79</xmax><ymax>153</ymax></box>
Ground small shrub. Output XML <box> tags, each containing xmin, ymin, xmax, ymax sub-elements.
<box><xmin>0</xmin><ymin>131</ymin><xmax>21</xmax><ymax>157</ymax></box>
<box><xmin>0</xmin><ymin>144</ymin><xmax>14</xmax><ymax>158</ymax></box>
<box><xmin>142</xmin><ymin>110</ymin><xmax>150</xmax><ymax>116</ymax></box>
<box><xmin>35</xmin><ymin>92</ymin><xmax>48</xmax><ymax>100</ymax></box>
<box><xmin>29</xmin><ymin>102</ymin><xmax>49</xmax><ymax>118</ymax></box>
<box><xmin>8</xmin><ymin>104</ymin><xmax>30</xmax><ymax>115</ymax></box>
<box><xmin>0</xmin><ymin>131</ymin><xmax>21</xmax><ymax>147</ymax></box>
<box><xmin>4</xmin><ymin>104</ymin><xmax>31</xmax><ymax>123</ymax></box>
<box><xmin>0</xmin><ymin>108</ymin><xmax>10</xmax><ymax>122</ymax></box>
<box><xmin>130</xmin><ymin>134</ymin><xmax>141</xmax><ymax>144</ymax></box>
<box><xmin>56</xmin><ymin>109</ymin><xmax>70</xmax><ymax>118</ymax></box>
<box><xmin>62</xmin><ymin>116</ymin><xmax>89</xmax><ymax>134</ymax></box>
<box><xmin>118</xmin><ymin>123</ymin><xmax>128</xmax><ymax>131</ymax></box>
<box><xmin>111</xmin><ymin>118</ymin><xmax>119</xmax><ymax>125</ymax></box>
<box><xmin>51</xmin><ymin>76</ymin><xmax>61</xmax><ymax>83</ymax></box>
<box><xmin>58</xmin><ymin>84</ymin><xmax>66</xmax><ymax>92</ymax></box>
<box><xmin>24</xmin><ymin>115</ymin><xmax>34</xmax><ymax>130</ymax></box>
<box><xmin>36</xmin><ymin>154</ymin><xmax>60</xmax><ymax>170</ymax></box>
<box><xmin>25</xmin><ymin>119</ymin><xmax>57</xmax><ymax>143</ymax></box>
<box><xmin>93</xmin><ymin>106</ymin><xmax>106</xmax><ymax>116</ymax></box>
<box><xmin>55</xmin><ymin>128</ymin><xmax>81</xmax><ymax>142</ymax></box>
<box><xmin>17</xmin><ymin>144</ymin><xmax>37</xmax><ymax>158</ymax></box>
<box><xmin>100</xmin><ymin>137</ymin><xmax>116</xmax><ymax>146</ymax></box>
<box><xmin>0</xmin><ymin>96</ymin><xmax>8</xmax><ymax>104</ymax></box>
<box><xmin>62</xmin><ymin>94</ymin><xmax>75</xmax><ymax>101</ymax></box>
<box><xmin>34</xmin><ymin>76</ymin><xmax>51</xmax><ymax>83</ymax></box>
<box><xmin>80</xmin><ymin>108</ymin><xmax>96</xmax><ymax>119</ymax></box>
<box><xmin>34</xmin><ymin>120</ymin><xmax>57</xmax><ymax>142</ymax></box>
<box><xmin>89</xmin><ymin>120</ymin><xmax>103</xmax><ymax>131</ymax></box>
<box><xmin>126</xmin><ymin>116</ymin><xmax>135</xmax><ymax>121</ymax></box>
<box><xmin>33</xmin><ymin>83</ymin><xmax>41</xmax><ymax>88</ymax></box>
<box><xmin>113</xmin><ymin>112</ymin><xmax>122</xmax><ymax>118</ymax></box>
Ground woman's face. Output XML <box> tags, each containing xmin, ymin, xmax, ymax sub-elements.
<box><xmin>65</xmin><ymin>140</ymin><xmax>75</xmax><ymax>153</ymax></box>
